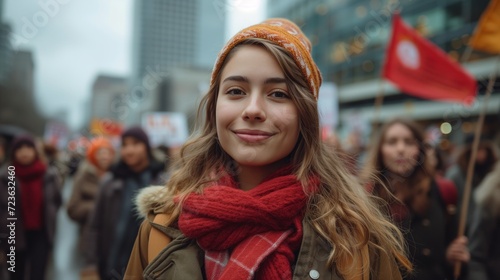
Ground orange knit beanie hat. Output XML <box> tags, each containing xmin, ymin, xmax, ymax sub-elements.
<box><xmin>211</xmin><ymin>18</ymin><xmax>323</xmax><ymax>100</ymax></box>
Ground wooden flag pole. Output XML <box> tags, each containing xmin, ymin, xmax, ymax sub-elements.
<box><xmin>453</xmin><ymin>55</ymin><xmax>499</xmax><ymax>279</ymax></box>
<box><xmin>460</xmin><ymin>44</ymin><xmax>473</xmax><ymax>64</ymax></box>
<box><xmin>373</xmin><ymin>80</ymin><xmax>386</xmax><ymax>126</ymax></box>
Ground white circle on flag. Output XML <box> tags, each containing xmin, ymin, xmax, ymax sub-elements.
<box><xmin>396</xmin><ymin>40</ymin><xmax>420</xmax><ymax>69</ymax></box>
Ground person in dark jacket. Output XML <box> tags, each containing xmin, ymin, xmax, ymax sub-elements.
<box><xmin>42</xmin><ymin>142</ymin><xmax>69</xmax><ymax>189</ymax></box>
<box><xmin>446</xmin><ymin>140</ymin><xmax>498</xmax><ymax>231</ymax></box>
<box><xmin>0</xmin><ymin>135</ymin><xmax>62</xmax><ymax>280</ymax></box>
<box><xmin>466</xmin><ymin>160</ymin><xmax>500</xmax><ymax>280</ymax></box>
<box><xmin>362</xmin><ymin>118</ymin><xmax>469</xmax><ymax>280</ymax></box>
<box><xmin>82</xmin><ymin>127</ymin><xmax>165</xmax><ymax>279</ymax></box>
<box><xmin>67</xmin><ymin>137</ymin><xmax>115</xmax><ymax>252</ymax></box>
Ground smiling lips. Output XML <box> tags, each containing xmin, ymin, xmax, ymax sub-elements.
<box><xmin>395</xmin><ymin>158</ymin><xmax>410</xmax><ymax>165</ymax></box>
<box><xmin>234</xmin><ymin>129</ymin><xmax>274</xmax><ymax>143</ymax></box>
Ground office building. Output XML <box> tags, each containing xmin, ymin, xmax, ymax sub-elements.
<box><xmin>268</xmin><ymin>0</ymin><xmax>499</xmax><ymax>143</ymax></box>
<box><xmin>91</xmin><ymin>75</ymin><xmax>128</xmax><ymax>121</ymax></box>
<box><xmin>128</xmin><ymin>0</ymin><xmax>226</xmax><ymax>124</ymax></box>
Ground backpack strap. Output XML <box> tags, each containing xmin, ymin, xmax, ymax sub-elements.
<box><xmin>435</xmin><ymin>176</ymin><xmax>458</xmax><ymax>214</ymax></box>
<box><xmin>147</xmin><ymin>213</ymin><xmax>173</xmax><ymax>263</ymax></box>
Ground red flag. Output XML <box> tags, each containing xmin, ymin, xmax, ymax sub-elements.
<box><xmin>383</xmin><ymin>14</ymin><xmax>477</xmax><ymax>105</ymax></box>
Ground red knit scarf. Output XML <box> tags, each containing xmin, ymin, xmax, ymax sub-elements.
<box><xmin>178</xmin><ymin>167</ymin><xmax>317</xmax><ymax>280</ymax></box>
<box><xmin>14</xmin><ymin>160</ymin><xmax>47</xmax><ymax>230</ymax></box>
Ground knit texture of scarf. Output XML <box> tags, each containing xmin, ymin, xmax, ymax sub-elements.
<box><xmin>14</xmin><ymin>159</ymin><xmax>47</xmax><ymax>230</ymax></box>
<box><xmin>178</xmin><ymin>167</ymin><xmax>316</xmax><ymax>280</ymax></box>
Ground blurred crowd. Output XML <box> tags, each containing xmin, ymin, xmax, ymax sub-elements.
<box><xmin>0</xmin><ymin>118</ymin><xmax>499</xmax><ymax>280</ymax></box>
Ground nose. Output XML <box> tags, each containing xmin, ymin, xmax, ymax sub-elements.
<box><xmin>395</xmin><ymin>140</ymin><xmax>406</xmax><ymax>154</ymax></box>
<box><xmin>242</xmin><ymin>93</ymin><xmax>266</xmax><ymax>122</ymax></box>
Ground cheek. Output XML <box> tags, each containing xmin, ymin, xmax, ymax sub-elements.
<box><xmin>137</xmin><ymin>145</ymin><xmax>147</xmax><ymax>157</ymax></box>
<box><xmin>381</xmin><ymin>145</ymin><xmax>393</xmax><ymax>161</ymax></box>
<box><xmin>216</xmin><ymin>100</ymin><xmax>239</xmax><ymax>132</ymax></box>
<box><xmin>270</xmin><ymin>106</ymin><xmax>299</xmax><ymax>133</ymax></box>
<box><xmin>408</xmin><ymin>147</ymin><xmax>420</xmax><ymax>160</ymax></box>
<box><xmin>97</xmin><ymin>154</ymin><xmax>109</xmax><ymax>162</ymax></box>
<box><xmin>275</xmin><ymin>107</ymin><xmax>299</xmax><ymax>127</ymax></box>
<box><xmin>15</xmin><ymin>150</ymin><xmax>23</xmax><ymax>158</ymax></box>
<box><xmin>120</xmin><ymin>148</ymin><xmax>129</xmax><ymax>158</ymax></box>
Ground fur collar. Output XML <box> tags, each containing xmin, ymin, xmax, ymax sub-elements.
<box><xmin>134</xmin><ymin>185</ymin><xmax>168</xmax><ymax>219</ymax></box>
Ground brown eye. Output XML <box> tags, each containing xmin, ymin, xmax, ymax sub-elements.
<box><xmin>227</xmin><ymin>89</ymin><xmax>244</xmax><ymax>95</ymax></box>
<box><xmin>385</xmin><ymin>138</ymin><xmax>397</xmax><ymax>145</ymax></box>
<box><xmin>269</xmin><ymin>91</ymin><xmax>289</xmax><ymax>98</ymax></box>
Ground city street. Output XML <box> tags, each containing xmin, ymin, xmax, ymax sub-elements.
<box><xmin>49</xmin><ymin>177</ymin><xmax>80</xmax><ymax>280</ymax></box>
<box><xmin>1</xmin><ymin>0</ymin><xmax>499</xmax><ymax>279</ymax></box>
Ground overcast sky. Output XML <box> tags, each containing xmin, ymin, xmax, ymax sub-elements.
<box><xmin>3</xmin><ymin>0</ymin><xmax>265</xmax><ymax>130</ymax></box>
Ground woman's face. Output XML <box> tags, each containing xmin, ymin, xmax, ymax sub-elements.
<box><xmin>95</xmin><ymin>147</ymin><xmax>114</xmax><ymax>170</ymax></box>
<box><xmin>476</xmin><ymin>147</ymin><xmax>487</xmax><ymax>164</ymax></box>
<box><xmin>121</xmin><ymin>137</ymin><xmax>148</xmax><ymax>169</ymax></box>
<box><xmin>381</xmin><ymin>123</ymin><xmax>420</xmax><ymax>177</ymax></box>
<box><xmin>215</xmin><ymin>45</ymin><xmax>300</xmax><ymax>169</ymax></box>
<box><xmin>15</xmin><ymin>145</ymin><xmax>36</xmax><ymax>165</ymax></box>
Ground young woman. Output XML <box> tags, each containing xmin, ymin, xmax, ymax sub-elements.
<box><xmin>362</xmin><ymin>118</ymin><xmax>469</xmax><ymax>280</ymax></box>
<box><xmin>0</xmin><ymin>135</ymin><xmax>62</xmax><ymax>280</ymax></box>
<box><xmin>67</xmin><ymin>137</ymin><xmax>115</xmax><ymax>252</ymax></box>
<box><xmin>125</xmin><ymin>19</ymin><xmax>411</xmax><ymax>280</ymax></box>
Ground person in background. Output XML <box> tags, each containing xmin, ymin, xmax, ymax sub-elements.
<box><xmin>424</xmin><ymin>142</ymin><xmax>448</xmax><ymax>177</ymax></box>
<box><xmin>323</xmin><ymin>132</ymin><xmax>357</xmax><ymax>174</ymax></box>
<box><xmin>82</xmin><ymin>127</ymin><xmax>166</xmax><ymax>279</ymax></box>
<box><xmin>0</xmin><ymin>135</ymin><xmax>62</xmax><ymax>280</ymax></box>
<box><xmin>466</xmin><ymin>160</ymin><xmax>500</xmax><ymax>280</ymax></box>
<box><xmin>67</xmin><ymin>150</ymin><xmax>84</xmax><ymax>177</ymax></box>
<box><xmin>345</xmin><ymin>129</ymin><xmax>367</xmax><ymax>171</ymax></box>
<box><xmin>446</xmin><ymin>139</ymin><xmax>498</xmax><ymax>231</ymax></box>
<box><xmin>125</xmin><ymin>19</ymin><xmax>411</xmax><ymax>279</ymax></box>
<box><xmin>362</xmin><ymin>118</ymin><xmax>469</xmax><ymax>280</ymax></box>
<box><xmin>67</xmin><ymin>137</ymin><xmax>115</xmax><ymax>253</ymax></box>
<box><xmin>43</xmin><ymin>142</ymin><xmax>68</xmax><ymax>188</ymax></box>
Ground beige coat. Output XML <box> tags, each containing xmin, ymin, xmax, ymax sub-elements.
<box><xmin>67</xmin><ymin>161</ymin><xmax>101</xmax><ymax>251</ymax></box>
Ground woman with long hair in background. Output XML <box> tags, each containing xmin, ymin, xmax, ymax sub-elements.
<box><xmin>362</xmin><ymin>118</ymin><xmax>469</xmax><ymax>280</ymax></box>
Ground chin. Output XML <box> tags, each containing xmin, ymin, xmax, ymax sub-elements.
<box><xmin>397</xmin><ymin>168</ymin><xmax>414</xmax><ymax>178</ymax></box>
<box><xmin>234</xmin><ymin>159</ymin><xmax>267</xmax><ymax>167</ymax></box>
<box><xmin>123</xmin><ymin>160</ymin><xmax>136</xmax><ymax>167</ymax></box>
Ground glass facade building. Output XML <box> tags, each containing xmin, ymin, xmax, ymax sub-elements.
<box><xmin>268</xmin><ymin>0</ymin><xmax>499</xmax><ymax>143</ymax></box>
<box><xmin>132</xmin><ymin>0</ymin><xmax>226</xmax><ymax>81</ymax></box>
<box><xmin>127</xmin><ymin>0</ymin><xmax>226</xmax><ymax>124</ymax></box>
<box><xmin>269</xmin><ymin>0</ymin><xmax>491</xmax><ymax>86</ymax></box>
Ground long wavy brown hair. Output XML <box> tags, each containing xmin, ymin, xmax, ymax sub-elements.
<box><xmin>158</xmin><ymin>39</ymin><xmax>411</xmax><ymax>278</ymax></box>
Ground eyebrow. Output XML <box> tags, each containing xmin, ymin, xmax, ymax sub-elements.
<box><xmin>221</xmin><ymin>75</ymin><xmax>287</xmax><ymax>85</ymax></box>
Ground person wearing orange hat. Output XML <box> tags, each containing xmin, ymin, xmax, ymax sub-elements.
<box><xmin>81</xmin><ymin>127</ymin><xmax>166</xmax><ymax>280</ymax></box>
<box><xmin>124</xmin><ymin>18</ymin><xmax>411</xmax><ymax>279</ymax></box>
<box><xmin>67</xmin><ymin>137</ymin><xmax>115</xmax><ymax>253</ymax></box>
